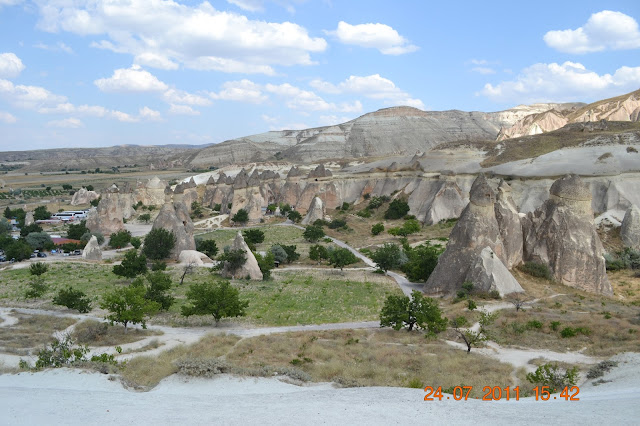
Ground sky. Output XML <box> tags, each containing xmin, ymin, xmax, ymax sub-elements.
<box><xmin>0</xmin><ymin>0</ymin><xmax>639</xmax><ymax>151</ymax></box>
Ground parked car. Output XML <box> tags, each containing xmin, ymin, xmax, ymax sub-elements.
<box><xmin>36</xmin><ymin>252</ymin><xmax>47</xmax><ymax>258</ymax></box>
<box><xmin>72</xmin><ymin>249</ymin><xmax>82</xmax><ymax>256</ymax></box>
<box><xmin>0</xmin><ymin>255</ymin><xmax>6</xmax><ymax>262</ymax></box>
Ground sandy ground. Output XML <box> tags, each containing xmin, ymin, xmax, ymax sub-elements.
<box><xmin>1</xmin><ymin>352</ymin><xmax>639</xmax><ymax>425</ymax></box>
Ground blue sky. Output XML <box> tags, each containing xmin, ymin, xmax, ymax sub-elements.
<box><xmin>0</xmin><ymin>0</ymin><xmax>639</xmax><ymax>150</ymax></box>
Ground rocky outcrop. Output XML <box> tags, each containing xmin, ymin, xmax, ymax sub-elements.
<box><xmin>82</xmin><ymin>235</ymin><xmax>102</xmax><ymax>261</ymax></box>
<box><xmin>523</xmin><ymin>174</ymin><xmax>612</xmax><ymax>295</ymax></box>
<box><xmin>222</xmin><ymin>232</ymin><xmax>263</xmax><ymax>280</ymax></box>
<box><xmin>409</xmin><ymin>177</ymin><xmax>467</xmax><ymax>225</ymax></box>
<box><xmin>71</xmin><ymin>188</ymin><xmax>100</xmax><ymax>206</ymax></box>
<box><xmin>466</xmin><ymin>247</ymin><xmax>524</xmax><ymax>296</ymax></box>
<box><xmin>494</xmin><ymin>180</ymin><xmax>523</xmax><ymax>268</ymax></box>
<box><xmin>178</xmin><ymin>250</ymin><xmax>212</xmax><ymax>266</ymax></box>
<box><xmin>134</xmin><ymin>176</ymin><xmax>167</xmax><ymax>207</ymax></box>
<box><xmin>301</xmin><ymin>197</ymin><xmax>325</xmax><ymax>225</ymax></box>
<box><xmin>151</xmin><ymin>201</ymin><xmax>196</xmax><ymax>260</ymax></box>
<box><xmin>308</xmin><ymin>164</ymin><xmax>332</xmax><ymax>179</ymax></box>
<box><xmin>24</xmin><ymin>211</ymin><xmax>34</xmax><ymax>226</ymax></box>
<box><xmin>85</xmin><ymin>188</ymin><xmax>126</xmax><ymax>236</ymax></box>
<box><xmin>621</xmin><ymin>205</ymin><xmax>640</xmax><ymax>250</ymax></box>
<box><xmin>497</xmin><ymin>110</ymin><xmax>569</xmax><ymax>141</ymax></box>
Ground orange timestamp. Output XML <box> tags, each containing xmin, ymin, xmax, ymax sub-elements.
<box><xmin>424</xmin><ymin>386</ymin><xmax>580</xmax><ymax>401</ymax></box>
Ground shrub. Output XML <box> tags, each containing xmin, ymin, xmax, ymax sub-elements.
<box><xmin>303</xmin><ymin>225</ymin><xmax>325</xmax><ymax>242</ymax></box>
<box><xmin>130</xmin><ymin>237</ymin><xmax>142</xmax><ymax>249</ymax></box>
<box><xmin>367</xmin><ymin>196</ymin><xmax>385</xmax><ymax>210</ymax></box>
<box><xmin>138</xmin><ymin>213</ymin><xmax>152</xmax><ymax>223</ymax></box>
<box><xmin>380</xmin><ymin>290</ymin><xmax>447</xmax><ymax>333</ymax></box>
<box><xmin>25</xmin><ymin>276</ymin><xmax>48</xmax><ymax>299</ymax></box>
<box><xmin>151</xmin><ymin>260</ymin><xmax>167</xmax><ymax>271</ymax></box>
<box><xmin>142</xmin><ymin>228</ymin><xmax>176</xmax><ymax>260</ymax></box>
<box><xmin>356</xmin><ymin>209</ymin><xmax>371</xmax><ymax>218</ymax></box>
<box><xmin>340</xmin><ymin>202</ymin><xmax>350</xmax><ymax>211</ymax></box>
<box><xmin>328</xmin><ymin>218</ymin><xmax>347</xmax><ymax>229</ymax></box>
<box><xmin>196</xmin><ymin>239</ymin><xmax>219</xmax><ymax>258</ymax></box>
<box><xmin>29</xmin><ymin>262</ymin><xmax>49</xmax><ymax>276</ymax></box>
<box><xmin>560</xmin><ymin>327</ymin><xmax>576</xmax><ymax>338</ymax></box>
<box><xmin>255</xmin><ymin>251</ymin><xmax>275</xmax><ymax>280</ymax></box>
<box><xmin>232</xmin><ymin>209</ymin><xmax>249</xmax><ymax>225</ymax></box>
<box><xmin>112</xmin><ymin>250</ymin><xmax>148</xmax><ymax>278</ymax></box>
<box><xmin>371</xmin><ymin>243</ymin><xmax>407</xmax><ymax>272</ymax></box>
<box><xmin>526</xmin><ymin>320</ymin><xmax>543</xmax><ymax>330</ymax></box>
<box><xmin>243</xmin><ymin>229</ymin><xmax>265</xmax><ymax>245</ymax></box>
<box><xmin>586</xmin><ymin>361</ymin><xmax>618</xmax><ymax>379</ymax></box>
<box><xmin>526</xmin><ymin>363</ymin><xmax>579</xmax><ymax>392</ymax></box>
<box><xmin>520</xmin><ymin>262</ymin><xmax>552</xmax><ymax>280</ymax></box>
<box><xmin>309</xmin><ymin>244</ymin><xmax>329</xmax><ymax>262</ymax></box>
<box><xmin>271</xmin><ymin>245</ymin><xmax>288</xmax><ymax>263</ymax></box>
<box><xmin>181</xmin><ymin>280</ymin><xmax>248</xmax><ymax>324</ymax></box>
<box><xmin>371</xmin><ymin>223</ymin><xmax>384</xmax><ymax>235</ymax></box>
<box><xmin>53</xmin><ymin>286</ymin><xmax>92</xmax><ymax>313</ymax></box>
<box><xmin>109</xmin><ymin>230</ymin><xmax>132</xmax><ymax>249</ymax></box>
<box><xmin>328</xmin><ymin>247</ymin><xmax>358</xmax><ymax>270</ymax></box>
<box><xmin>29</xmin><ymin>334</ymin><xmax>89</xmax><ymax>370</ymax></box>
<box><xmin>287</xmin><ymin>210</ymin><xmax>302</xmax><ymax>223</ymax></box>
<box><xmin>384</xmin><ymin>199</ymin><xmax>410</xmax><ymax>220</ymax></box>
<box><xmin>388</xmin><ymin>219</ymin><xmax>421</xmax><ymax>237</ymax></box>
<box><xmin>281</xmin><ymin>244</ymin><xmax>300</xmax><ymax>263</ymax></box>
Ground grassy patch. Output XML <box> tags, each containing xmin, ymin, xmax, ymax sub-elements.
<box><xmin>72</xmin><ymin>319</ymin><xmax>163</xmax><ymax>346</ymax></box>
<box><xmin>0</xmin><ymin>313</ymin><xmax>76</xmax><ymax>355</ymax></box>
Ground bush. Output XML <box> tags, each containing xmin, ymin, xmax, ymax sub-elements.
<box><xmin>303</xmin><ymin>225</ymin><xmax>325</xmax><ymax>242</ymax></box>
<box><xmin>232</xmin><ymin>209</ymin><xmax>249</xmax><ymax>225</ymax></box>
<box><xmin>340</xmin><ymin>202</ymin><xmax>350</xmax><ymax>211</ymax></box>
<box><xmin>328</xmin><ymin>218</ymin><xmax>347</xmax><ymax>229</ymax></box>
<box><xmin>281</xmin><ymin>244</ymin><xmax>300</xmax><ymax>263</ymax></box>
<box><xmin>384</xmin><ymin>199</ymin><xmax>410</xmax><ymax>220</ymax></box>
<box><xmin>560</xmin><ymin>327</ymin><xmax>576</xmax><ymax>338</ymax></box>
<box><xmin>388</xmin><ymin>219</ymin><xmax>421</xmax><ymax>237</ymax></box>
<box><xmin>112</xmin><ymin>250</ymin><xmax>148</xmax><ymax>278</ymax></box>
<box><xmin>109</xmin><ymin>230</ymin><xmax>132</xmax><ymax>249</ymax></box>
<box><xmin>28</xmin><ymin>334</ymin><xmax>89</xmax><ymax>370</ymax></box>
<box><xmin>130</xmin><ymin>237</ymin><xmax>142</xmax><ymax>249</ymax></box>
<box><xmin>138</xmin><ymin>213</ymin><xmax>151</xmax><ymax>223</ymax></box>
<box><xmin>255</xmin><ymin>251</ymin><xmax>275</xmax><ymax>280</ymax></box>
<box><xmin>30</xmin><ymin>262</ymin><xmax>49</xmax><ymax>276</ymax></box>
<box><xmin>143</xmin><ymin>228</ymin><xmax>176</xmax><ymax>260</ymax></box>
<box><xmin>271</xmin><ymin>245</ymin><xmax>288</xmax><ymax>263</ymax></box>
<box><xmin>526</xmin><ymin>363</ymin><xmax>578</xmax><ymax>392</ymax></box>
<box><xmin>151</xmin><ymin>260</ymin><xmax>167</xmax><ymax>271</ymax></box>
<box><xmin>25</xmin><ymin>276</ymin><xmax>48</xmax><ymax>299</ymax></box>
<box><xmin>309</xmin><ymin>244</ymin><xmax>329</xmax><ymax>262</ymax></box>
<box><xmin>53</xmin><ymin>287</ymin><xmax>92</xmax><ymax>313</ymax></box>
<box><xmin>356</xmin><ymin>209</ymin><xmax>371</xmax><ymax>218</ymax></box>
<box><xmin>218</xmin><ymin>248</ymin><xmax>247</xmax><ymax>277</ymax></box>
<box><xmin>371</xmin><ymin>243</ymin><xmax>407</xmax><ymax>272</ymax></box>
<box><xmin>526</xmin><ymin>320</ymin><xmax>543</xmax><ymax>330</ymax></box>
<box><xmin>380</xmin><ymin>290</ymin><xmax>447</xmax><ymax>333</ymax></box>
<box><xmin>181</xmin><ymin>280</ymin><xmax>249</xmax><ymax>324</ymax></box>
<box><xmin>371</xmin><ymin>223</ymin><xmax>384</xmax><ymax>235</ymax></box>
<box><xmin>520</xmin><ymin>262</ymin><xmax>552</xmax><ymax>280</ymax></box>
<box><xmin>367</xmin><ymin>196</ymin><xmax>385</xmax><ymax>210</ymax></box>
<box><xmin>243</xmin><ymin>229</ymin><xmax>265</xmax><ymax>245</ymax></box>
<box><xmin>196</xmin><ymin>239</ymin><xmax>219</xmax><ymax>258</ymax></box>
<box><xmin>287</xmin><ymin>210</ymin><xmax>302</xmax><ymax>223</ymax></box>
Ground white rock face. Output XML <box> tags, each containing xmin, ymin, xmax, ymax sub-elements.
<box><xmin>178</xmin><ymin>250</ymin><xmax>212</xmax><ymax>266</ymax></box>
<box><xmin>222</xmin><ymin>232</ymin><xmax>263</xmax><ymax>281</ymax></box>
<box><xmin>71</xmin><ymin>188</ymin><xmax>100</xmax><ymax>206</ymax></box>
<box><xmin>621</xmin><ymin>205</ymin><xmax>640</xmax><ymax>250</ymax></box>
<box><xmin>82</xmin><ymin>235</ymin><xmax>102</xmax><ymax>261</ymax></box>
<box><xmin>466</xmin><ymin>247</ymin><xmax>524</xmax><ymax>297</ymax></box>
<box><xmin>301</xmin><ymin>197</ymin><xmax>325</xmax><ymax>225</ymax></box>
<box><xmin>24</xmin><ymin>212</ymin><xmax>34</xmax><ymax>226</ymax></box>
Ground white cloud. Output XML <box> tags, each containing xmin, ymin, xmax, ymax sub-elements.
<box><xmin>337</xmin><ymin>100</ymin><xmax>362</xmax><ymax>113</ymax></box>
<box><xmin>544</xmin><ymin>10</ymin><xmax>640</xmax><ymax>53</ymax></box>
<box><xmin>0</xmin><ymin>111</ymin><xmax>16</xmax><ymax>123</ymax></box>
<box><xmin>94</xmin><ymin>65</ymin><xmax>168</xmax><ymax>93</ymax></box>
<box><xmin>111</xmin><ymin>110</ymin><xmax>139</xmax><ymax>122</ymax></box>
<box><xmin>0</xmin><ymin>53</ymin><xmax>25</xmax><ymax>78</ymax></box>
<box><xmin>33</xmin><ymin>41</ymin><xmax>74</xmax><ymax>54</ymax></box>
<box><xmin>163</xmin><ymin>89</ymin><xmax>212</xmax><ymax>107</ymax></box>
<box><xmin>0</xmin><ymin>0</ymin><xmax>22</xmax><ymax>7</ymax></box>
<box><xmin>318</xmin><ymin>114</ymin><xmax>353</xmax><ymax>126</ymax></box>
<box><xmin>210</xmin><ymin>79</ymin><xmax>268</xmax><ymax>104</ymax></box>
<box><xmin>480</xmin><ymin>61</ymin><xmax>640</xmax><ymax>103</ymax></box>
<box><xmin>311</xmin><ymin>74</ymin><xmax>424</xmax><ymax>109</ymax></box>
<box><xmin>265</xmin><ymin>83</ymin><xmax>332</xmax><ymax>111</ymax></box>
<box><xmin>169</xmin><ymin>104</ymin><xmax>200</xmax><ymax>116</ymax></box>
<box><xmin>47</xmin><ymin>117</ymin><xmax>83</xmax><ymax>128</ymax></box>
<box><xmin>328</xmin><ymin>21</ymin><xmax>418</xmax><ymax>55</ymax></box>
<box><xmin>139</xmin><ymin>106</ymin><xmax>161</xmax><ymax>121</ymax></box>
<box><xmin>226</xmin><ymin>0</ymin><xmax>308</xmax><ymax>14</ymax></box>
<box><xmin>0</xmin><ymin>78</ymin><xmax>67</xmax><ymax>109</ymax></box>
<box><xmin>472</xmin><ymin>67</ymin><xmax>496</xmax><ymax>75</ymax></box>
<box><xmin>37</xmin><ymin>0</ymin><xmax>326</xmax><ymax>74</ymax></box>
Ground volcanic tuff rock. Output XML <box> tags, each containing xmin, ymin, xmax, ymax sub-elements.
<box><xmin>466</xmin><ymin>247</ymin><xmax>524</xmax><ymax>296</ymax></box>
<box><xmin>497</xmin><ymin>110</ymin><xmax>569</xmax><ymax>141</ymax></box>
<box><xmin>494</xmin><ymin>180</ymin><xmax>523</xmax><ymax>268</ymax></box>
<box><xmin>152</xmin><ymin>201</ymin><xmax>196</xmax><ymax>260</ymax></box>
<box><xmin>621</xmin><ymin>205</ymin><xmax>640</xmax><ymax>250</ymax></box>
<box><xmin>301</xmin><ymin>197</ymin><xmax>326</xmax><ymax>225</ymax></box>
<box><xmin>178</xmin><ymin>250</ymin><xmax>212</xmax><ymax>266</ymax></box>
<box><xmin>71</xmin><ymin>188</ymin><xmax>100</xmax><ymax>206</ymax></box>
<box><xmin>522</xmin><ymin>175</ymin><xmax>612</xmax><ymax>295</ymax></box>
<box><xmin>408</xmin><ymin>177</ymin><xmax>467</xmax><ymax>225</ymax></box>
<box><xmin>308</xmin><ymin>164</ymin><xmax>332</xmax><ymax>179</ymax></box>
<box><xmin>134</xmin><ymin>176</ymin><xmax>168</xmax><ymax>207</ymax></box>
<box><xmin>222</xmin><ymin>232</ymin><xmax>263</xmax><ymax>280</ymax></box>
<box><xmin>24</xmin><ymin>211</ymin><xmax>34</xmax><ymax>226</ymax></box>
<box><xmin>86</xmin><ymin>190</ymin><xmax>126</xmax><ymax>236</ymax></box>
<box><xmin>82</xmin><ymin>235</ymin><xmax>102</xmax><ymax>261</ymax></box>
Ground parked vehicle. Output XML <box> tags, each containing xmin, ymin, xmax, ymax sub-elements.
<box><xmin>36</xmin><ymin>252</ymin><xmax>47</xmax><ymax>258</ymax></box>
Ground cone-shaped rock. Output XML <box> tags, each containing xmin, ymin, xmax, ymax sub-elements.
<box><xmin>523</xmin><ymin>174</ymin><xmax>612</xmax><ymax>295</ymax></box>
<box><xmin>24</xmin><ymin>211</ymin><xmax>34</xmax><ymax>226</ymax></box>
<box><xmin>301</xmin><ymin>197</ymin><xmax>325</xmax><ymax>225</ymax></box>
<box><xmin>151</xmin><ymin>201</ymin><xmax>196</xmax><ymax>260</ymax></box>
<box><xmin>71</xmin><ymin>188</ymin><xmax>100</xmax><ymax>206</ymax></box>
<box><xmin>82</xmin><ymin>235</ymin><xmax>102</xmax><ymax>261</ymax></box>
<box><xmin>222</xmin><ymin>232</ymin><xmax>263</xmax><ymax>280</ymax></box>
<box><xmin>467</xmin><ymin>247</ymin><xmax>524</xmax><ymax>296</ymax></box>
<box><xmin>621</xmin><ymin>205</ymin><xmax>640</xmax><ymax>250</ymax></box>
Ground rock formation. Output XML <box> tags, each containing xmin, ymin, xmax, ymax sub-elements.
<box><xmin>151</xmin><ymin>201</ymin><xmax>196</xmax><ymax>260</ymax></box>
<box><xmin>71</xmin><ymin>188</ymin><xmax>100</xmax><ymax>206</ymax></box>
<box><xmin>82</xmin><ymin>235</ymin><xmax>102</xmax><ymax>261</ymax></box>
<box><xmin>425</xmin><ymin>174</ymin><xmax>518</xmax><ymax>294</ymax></box>
<box><xmin>178</xmin><ymin>250</ymin><xmax>212</xmax><ymax>266</ymax></box>
<box><xmin>24</xmin><ymin>211</ymin><xmax>34</xmax><ymax>226</ymax></box>
<box><xmin>301</xmin><ymin>197</ymin><xmax>325</xmax><ymax>225</ymax></box>
<box><xmin>620</xmin><ymin>205</ymin><xmax>640</xmax><ymax>250</ymax></box>
<box><xmin>134</xmin><ymin>176</ymin><xmax>167</xmax><ymax>207</ymax></box>
<box><xmin>523</xmin><ymin>174</ymin><xmax>612</xmax><ymax>295</ymax></box>
<box><xmin>494</xmin><ymin>180</ymin><xmax>523</xmax><ymax>268</ymax></box>
<box><xmin>466</xmin><ymin>247</ymin><xmax>524</xmax><ymax>296</ymax></box>
<box><xmin>85</xmin><ymin>186</ymin><xmax>126</xmax><ymax>235</ymax></box>
<box><xmin>308</xmin><ymin>164</ymin><xmax>333</xmax><ymax>179</ymax></box>
<box><xmin>222</xmin><ymin>232</ymin><xmax>263</xmax><ymax>280</ymax></box>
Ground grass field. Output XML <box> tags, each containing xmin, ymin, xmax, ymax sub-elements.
<box><xmin>0</xmin><ymin>313</ymin><xmax>76</xmax><ymax>355</ymax></box>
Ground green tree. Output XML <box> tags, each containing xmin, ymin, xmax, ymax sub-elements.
<box><xmin>196</xmin><ymin>239</ymin><xmax>219</xmax><ymax>258</ymax></box>
<box><xmin>526</xmin><ymin>363</ymin><xmax>579</xmax><ymax>393</ymax></box>
<box><xmin>109</xmin><ymin>229</ymin><xmax>132</xmax><ymax>249</ymax></box>
<box><xmin>33</xmin><ymin>206</ymin><xmax>51</xmax><ymax>221</ymax></box>
<box><xmin>100</xmin><ymin>282</ymin><xmax>160</xmax><ymax>332</ymax></box>
<box><xmin>52</xmin><ymin>287</ymin><xmax>92</xmax><ymax>313</ymax></box>
<box><xmin>371</xmin><ymin>223</ymin><xmax>385</xmax><ymax>236</ymax></box>
<box><xmin>218</xmin><ymin>248</ymin><xmax>247</xmax><ymax>278</ymax></box>
<box><xmin>25</xmin><ymin>232</ymin><xmax>53</xmax><ymax>250</ymax></box>
<box><xmin>20</xmin><ymin>223</ymin><xmax>43</xmax><ymax>237</ymax></box>
<box><xmin>303</xmin><ymin>225</ymin><xmax>325</xmax><ymax>242</ymax></box>
<box><xmin>287</xmin><ymin>210</ymin><xmax>302</xmax><ymax>223</ymax></box>
<box><xmin>138</xmin><ymin>213</ymin><xmax>151</xmax><ymax>223</ymax></box>
<box><xmin>309</xmin><ymin>244</ymin><xmax>329</xmax><ymax>262</ymax></box>
<box><xmin>281</xmin><ymin>244</ymin><xmax>299</xmax><ymax>263</ymax></box>
<box><xmin>142</xmin><ymin>228</ymin><xmax>176</xmax><ymax>260</ymax></box>
<box><xmin>112</xmin><ymin>250</ymin><xmax>148</xmax><ymax>278</ymax></box>
<box><xmin>6</xmin><ymin>240</ymin><xmax>35</xmax><ymax>261</ymax></box>
<box><xmin>271</xmin><ymin>244</ymin><xmax>288</xmax><ymax>264</ymax></box>
<box><xmin>190</xmin><ymin>201</ymin><xmax>204</xmax><ymax>218</ymax></box>
<box><xmin>266</xmin><ymin>204</ymin><xmax>277</xmax><ymax>214</ymax></box>
<box><xmin>136</xmin><ymin>271</ymin><xmax>175</xmax><ymax>311</ymax></box>
<box><xmin>66</xmin><ymin>221</ymin><xmax>89</xmax><ymax>240</ymax></box>
<box><xmin>371</xmin><ymin>243</ymin><xmax>407</xmax><ymax>272</ymax></box>
<box><xmin>279</xmin><ymin>203</ymin><xmax>291</xmax><ymax>215</ymax></box>
<box><xmin>30</xmin><ymin>262</ymin><xmax>49</xmax><ymax>276</ymax></box>
<box><xmin>130</xmin><ymin>237</ymin><xmax>142</xmax><ymax>249</ymax></box>
<box><xmin>181</xmin><ymin>280</ymin><xmax>249</xmax><ymax>325</ymax></box>
<box><xmin>85</xmin><ymin>185</ymin><xmax>94</xmax><ymax>191</ymax></box>
<box><xmin>0</xmin><ymin>218</ymin><xmax>12</xmax><ymax>235</ymax></box>
<box><xmin>401</xmin><ymin>243</ymin><xmax>441</xmax><ymax>282</ymax></box>
<box><xmin>255</xmin><ymin>251</ymin><xmax>275</xmax><ymax>280</ymax></box>
<box><xmin>62</xmin><ymin>184</ymin><xmax>72</xmax><ymax>190</ymax></box>
<box><xmin>384</xmin><ymin>199</ymin><xmax>410</xmax><ymax>220</ymax></box>
<box><xmin>380</xmin><ymin>290</ymin><xmax>448</xmax><ymax>333</ymax></box>
<box><xmin>243</xmin><ymin>229</ymin><xmax>265</xmax><ymax>245</ymax></box>
<box><xmin>450</xmin><ymin>310</ymin><xmax>497</xmax><ymax>352</ymax></box>
<box><xmin>232</xmin><ymin>209</ymin><xmax>249</xmax><ymax>225</ymax></box>
<box><xmin>328</xmin><ymin>247</ymin><xmax>358</xmax><ymax>270</ymax></box>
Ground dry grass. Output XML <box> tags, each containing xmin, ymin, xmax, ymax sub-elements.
<box><xmin>0</xmin><ymin>313</ymin><xmax>76</xmax><ymax>355</ymax></box>
<box><xmin>609</xmin><ymin>270</ymin><xmax>640</xmax><ymax>306</ymax></box>
<box><xmin>123</xmin><ymin>339</ymin><xmax>164</xmax><ymax>354</ymax></box>
<box><xmin>71</xmin><ymin>319</ymin><xmax>163</xmax><ymax>346</ymax></box>
<box><xmin>121</xmin><ymin>329</ymin><xmax>514</xmax><ymax>396</ymax></box>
